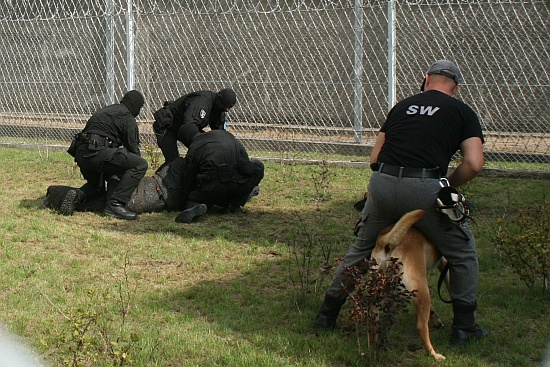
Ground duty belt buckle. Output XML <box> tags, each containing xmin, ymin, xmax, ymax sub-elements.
<box><xmin>439</xmin><ymin>177</ymin><xmax>450</xmax><ymax>187</ymax></box>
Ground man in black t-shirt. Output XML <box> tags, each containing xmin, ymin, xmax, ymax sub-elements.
<box><xmin>315</xmin><ymin>60</ymin><xmax>489</xmax><ymax>347</ymax></box>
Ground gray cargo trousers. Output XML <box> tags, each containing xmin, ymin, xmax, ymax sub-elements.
<box><xmin>326</xmin><ymin>171</ymin><xmax>479</xmax><ymax>305</ymax></box>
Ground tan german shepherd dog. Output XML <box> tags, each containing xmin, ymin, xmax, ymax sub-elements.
<box><xmin>371</xmin><ymin>209</ymin><xmax>448</xmax><ymax>361</ymax></box>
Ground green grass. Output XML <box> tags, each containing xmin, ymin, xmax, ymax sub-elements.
<box><xmin>0</xmin><ymin>146</ymin><xmax>549</xmax><ymax>367</ymax></box>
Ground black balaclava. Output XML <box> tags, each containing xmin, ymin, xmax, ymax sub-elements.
<box><xmin>178</xmin><ymin>124</ymin><xmax>200</xmax><ymax>148</ymax></box>
<box><xmin>120</xmin><ymin>90</ymin><xmax>145</xmax><ymax>117</ymax></box>
<box><xmin>214</xmin><ymin>88</ymin><xmax>237</xmax><ymax>111</ymax></box>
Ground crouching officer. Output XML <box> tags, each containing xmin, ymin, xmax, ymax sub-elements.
<box><xmin>67</xmin><ymin>90</ymin><xmax>148</xmax><ymax>220</ymax></box>
<box><xmin>174</xmin><ymin>124</ymin><xmax>264</xmax><ymax>223</ymax></box>
<box><xmin>153</xmin><ymin>88</ymin><xmax>237</xmax><ymax>164</ymax></box>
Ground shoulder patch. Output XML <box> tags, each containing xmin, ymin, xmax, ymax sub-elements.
<box><xmin>199</xmin><ymin>109</ymin><xmax>206</xmax><ymax>119</ymax></box>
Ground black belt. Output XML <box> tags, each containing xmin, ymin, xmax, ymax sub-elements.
<box><xmin>376</xmin><ymin>163</ymin><xmax>440</xmax><ymax>179</ymax></box>
<box><xmin>80</xmin><ymin>133</ymin><xmax>118</xmax><ymax>148</ymax></box>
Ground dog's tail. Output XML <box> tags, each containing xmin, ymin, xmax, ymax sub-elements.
<box><xmin>383</xmin><ymin>209</ymin><xmax>425</xmax><ymax>250</ymax></box>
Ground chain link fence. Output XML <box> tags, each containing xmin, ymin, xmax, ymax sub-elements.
<box><xmin>0</xmin><ymin>0</ymin><xmax>548</xmax><ymax>163</ymax></box>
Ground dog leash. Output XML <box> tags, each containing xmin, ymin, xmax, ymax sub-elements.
<box><xmin>437</xmin><ymin>262</ymin><xmax>452</xmax><ymax>304</ymax></box>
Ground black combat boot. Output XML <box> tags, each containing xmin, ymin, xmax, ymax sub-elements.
<box><xmin>450</xmin><ymin>301</ymin><xmax>490</xmax><ymax>346</ymax></box>
<box><xmin>39</xmin><ymin>186</ymin><xmax>72</xmax><ymax>211</ymax></box>
<box><xmin>104</xmin><ymin>200</ymin><xmax>138</xmax><ymax>220</ymax></box>
<box><xmin>39</xmin><ymin>186</ymin><xmax>86</xmax><ymax>216</ymax></box>
<box><xmin>314</xmin><ymin>294</ymin><xmax>346</xmax><ymax>335</ymax></box>
<box><xmin>60</xmin><ymin>189</ymin><xmax>86</xmax><ymax>216</ymax></box>
<box><xmin>175</xmin><ymin>202</ymin><xmax>208</xmax><ymax>223</ymax></box>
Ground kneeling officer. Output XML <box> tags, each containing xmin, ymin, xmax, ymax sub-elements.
<box><xmin>68</xmin><ymin>90</ymin><xmax>148</xmax><ymax>220</ymax></box>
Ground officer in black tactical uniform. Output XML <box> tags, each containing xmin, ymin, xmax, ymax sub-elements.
<box><xmin>173</xmin><ymin>124</ymin><xmax>264</xmax><ymax>223</ymax></box>
<box><xmin>66</xmin><ymin>90</ymin><xmax>148</xmax><ymax>220</ymax></box>
<box><xmin>153</xmin><ymin>88</ymin><xmax>237</xmax><ymax>164</ymax></box>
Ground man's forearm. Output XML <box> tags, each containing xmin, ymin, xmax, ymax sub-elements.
<box><xmin>447</xmin><ymin>162</ymin><xmax>480</xmax><ymax>187</ymax></box>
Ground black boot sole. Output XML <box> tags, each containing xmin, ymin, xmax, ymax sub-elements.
<box><xmin>59</xmin><ymin>190</ymin><xmax>78</xmax><ymax>216</ymax></box>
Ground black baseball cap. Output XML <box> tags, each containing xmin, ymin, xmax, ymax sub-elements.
<box><xmin>420</xmin><ymin>60</ymin><xmax>462</xmax><ymax>91</ymax></box>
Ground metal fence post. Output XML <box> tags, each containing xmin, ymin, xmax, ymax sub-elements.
<box><xmin>353</xmin><ymin>0</ymin><xmax>364</xmax><ymax>143</ymax></box>
<box><xmin>387</xmin><ymin>0</ymin><xmax>397</xmax><ymax>111</ymax></box>
<box><xmin>106</xmin><ymin>0</ymin><xmax>115</xmax><ymax>104</ymax></box>
<box><xmin>126</xmin><ymin>0</ymin><xmax>135</xmax><ymax>91</ymax></box>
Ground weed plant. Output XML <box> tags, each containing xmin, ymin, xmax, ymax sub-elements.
<box><xmin>343</xmin><ymin>258</ymin><xmax>416</xmax><ymax>362</ymax></box>
<box><xmin>494</xmin><ymin>198</ymin><xmax>549</xmax><ymax>294</ymax></box>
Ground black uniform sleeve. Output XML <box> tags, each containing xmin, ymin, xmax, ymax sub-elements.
<box><xmin>460</xmin><ymin>107</ymin><xmax>485</xmax><ymax>144</ymax></box>
<box><xmin>122</xmin><ymin>116</ymin><xmax>141</xmax><ymax>155</ymax></box>
<box><xmin>209</xmin><ymin>111</ymin><xmax>227</xmax><ymax>130</ymax></box>
<box><xmin>234</xmin><ymin>138</ymin><xmax>258</xmax><ymax>176</ymax></box>
<box><xmin>182</xmin><ymin>98</ymin><xmax>209</xmax><ymax>131</ymax></box>
<box><xmin>379</xmin><ymin>106</ymin><xmax>395</xmax><ymax>133</ymax></box>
